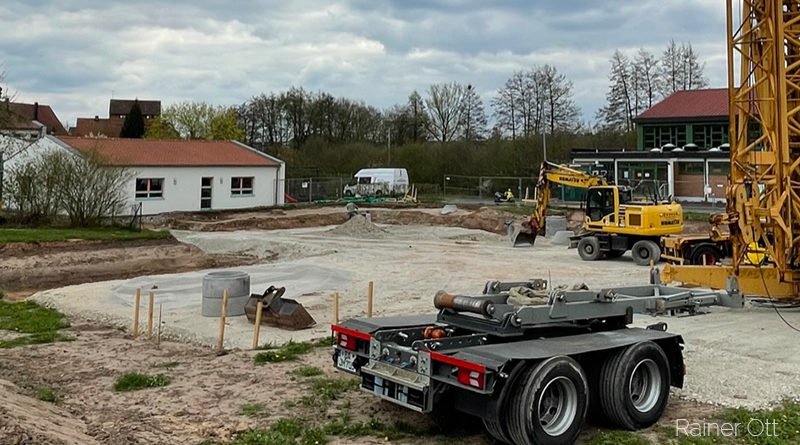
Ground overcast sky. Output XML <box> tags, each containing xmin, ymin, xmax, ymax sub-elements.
<box><xmin>0</xmin><ymin>0</ymin><xmax>727</xmax><ymax>129</ymax></box>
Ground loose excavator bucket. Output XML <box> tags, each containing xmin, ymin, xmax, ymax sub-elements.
<box><xmin>245</xmin><ymin>285</ymin><xmax>316</xmax><ymax>330</ymax></box>
<box><xmin>506</xmin><ymin>221</ymin><xmax>538</xmax><ymax>247</ymax></box>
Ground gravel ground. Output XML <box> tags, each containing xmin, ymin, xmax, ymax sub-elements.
<box><xmin>31</xmin><ymin>223</ymin><xmax>800</xmax><ymax>409</ymax></box>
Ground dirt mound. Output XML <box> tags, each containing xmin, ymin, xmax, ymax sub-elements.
<box><xmin>0</xmin><ymin>238</ymin><xmax>259</xmax><ymax>299</ymax></box>
<box><xmin>372</xmin><ymin>207</ymin><xmax>512</xmax><ymax>234</ymax></box>
<box><xmin>0</xmin><ymin>379</ymin><xmax>99</xmax><ymax>445</ymax></box>
<box><xmin>326</xmin><ymin>214</ymin><xmax>389</xmax><ymax>238</ymax></box>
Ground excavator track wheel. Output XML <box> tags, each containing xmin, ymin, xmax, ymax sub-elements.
<box><xmin>631</xmin><ymin>240</ymin><xmax>660</xmax><ymax>266</ymax></box>
<box><xmin>577</xmin><ymin>237</ymin><xmax>602</xmax><ymax>261</ymax></box>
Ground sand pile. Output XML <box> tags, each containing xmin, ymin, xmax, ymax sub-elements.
<box><xmin>326</xmin><ymin>214</ymin><xmax>389</xmax><ymax>238</ymax></box>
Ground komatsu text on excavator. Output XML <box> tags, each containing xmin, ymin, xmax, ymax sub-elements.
<box><xmin>509</xmin><ymin>162</ymin><xmax>683</xmax><ymax>265</ymax></box>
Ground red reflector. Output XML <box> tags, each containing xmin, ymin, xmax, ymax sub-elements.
<box><xmin>330</xmin><ymin>324</ymin><xmax>371</xmax><ymax>341</ymax></box>
<box><xmin>457</xmin><ymin>368</ymin><xmax>485</xmax><ymax>389</ymax></box>
<box><xmin>429</xmin><ymin>351</ymin><xmax>486</xmax><ymax>373</ymax></box>
<box><xmin>337</xmin><ymin>332</ymin><xmax>356</xmax><ymax>350</ymax></box>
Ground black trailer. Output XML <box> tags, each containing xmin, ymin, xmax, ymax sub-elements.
<box><xmin>331</xmin><ymin>273</ymin><xmax>743</xmax><ymax>445</ymax></box>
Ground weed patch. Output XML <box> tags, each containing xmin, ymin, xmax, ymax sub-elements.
<box><xmin>0</xmin><ymin>300</ymin><xmax>71</xmax><ymax>348</ymax></box>
<box><xmin>113</xmin><ymin>372</ymin><xmax>171</xmax><ymax>392</ymax></box>
<box><xmin>254</xmin><ymin>340</ymin><xmax>314</xmax><ymax>363</ymax></box>
<box><xmin>310</xmin><ymin>377</ymin><xmax>359</xmax><ymax>400</ymax></box>
<box><xmin>35</xmin><ymin>387</ymin><xmax>59</xmax><ymax>403</ymax></box>
<box><xmin>239</xmin><ymin>402</ymin><xmax>265</xmax><ymax>416</ymax></box>
<box><xmin>585</xmin><ymin>431</ymin><xmax>651</xmax><ymax>445</ymax></box>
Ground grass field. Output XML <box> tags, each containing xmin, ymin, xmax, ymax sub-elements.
<box><xmin>0</xmin><ymin>227</ymin><xmax>171</xmax><ymax>244</ymax></box>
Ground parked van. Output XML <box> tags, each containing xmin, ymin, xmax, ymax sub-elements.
<box><xmin>343</xmin><ymin>168</ymin><xmax>409</xmax><ymax>197</ymax></box>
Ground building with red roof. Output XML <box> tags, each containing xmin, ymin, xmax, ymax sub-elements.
<box><xmin>5</xmin><ymin>135</ymin><xmax>285</xmax><ymax>214</ymax></box>
<box><xmin>567</xmin><ymin>88</ymin><xmax>731</xmax><ymax>204</ymax></box>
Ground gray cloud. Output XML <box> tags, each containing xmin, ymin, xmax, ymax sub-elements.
<box><xmin>1</xmin><ymin>0</ymin><xmax>727</xmax><ymax>128</ymax></box>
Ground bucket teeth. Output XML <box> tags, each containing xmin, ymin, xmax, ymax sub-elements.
<box><xmin>245</xmin><ymin>287</ymin><xmax>316</xmax><ymax>330</ymax></box>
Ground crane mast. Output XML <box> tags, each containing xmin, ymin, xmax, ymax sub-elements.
<box><xmin>663</xmin><ymin>0</ymin><xmax>800</xmax><ymax>299</ymax></box>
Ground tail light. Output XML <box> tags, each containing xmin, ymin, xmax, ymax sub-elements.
<box><xmin>429</xmin><ymin>351</ymin><xmax>486</xmax><ymax>390</ymax></box>
<box><xmin>331</xmin><ymin>324</ymin><xmax>371</xmax><ymax>351</ymax></box>
<box><xmin>457</xmin><ymin>369</ymin><xmax>485</xmax><ymax>389</ymax></box>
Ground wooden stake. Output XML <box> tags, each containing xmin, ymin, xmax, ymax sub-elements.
<box><xmin>252</xmin><ymin>300</ymin><xmax>264</xmax><ymax>349</ymax></box>
<box><xmin>147</xmin><ymin>291</ymin><xmax>155</xmax><ymax>339</ymax></box>
<box><xmin>333</xmin><ymin>292</ymin><xmax>340</xmax><ymax>325</ymax></box>
<box><xmin>133</xmin><ymin>288</ymin><xmax>141</xmax><ymax>339</ymax></box>
<box><xmin>217</xmin><ymin>289</ymin><xmax>229</xmax><ymax>351</ymax></box>
<box><xmin>367</xmin><ymin>281</ymin><xmax>374</xmax><ymax>318</ymax></box>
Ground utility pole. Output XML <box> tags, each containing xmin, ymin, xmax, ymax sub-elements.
<box><xmin>542</xmin><ymin>133</ymin><xmax>547</xmax><ymax>162</ymax></box>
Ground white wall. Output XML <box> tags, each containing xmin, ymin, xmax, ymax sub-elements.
<box><xmin>126</xmin><ymin>165</ymin><xmax>283</xmax><ymax>215</ymax></box>
<box><xmin>2</xmin><ymin>136</ymin><xmax>286</xmax><ymax>215</ymax></box>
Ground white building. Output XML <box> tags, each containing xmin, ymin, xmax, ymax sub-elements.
<box><xmin>3</xmin><ymin>135</ymin><xmax>285</xmax><ymax>215</ymax></box>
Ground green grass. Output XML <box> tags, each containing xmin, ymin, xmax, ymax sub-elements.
<box><xmin>153</xmin><ymin>361</ymin><xmax>180</xmax><ymax>369</ymax></box>
<box><xmin>684</xmin><ymin>211</ymin><xmax>712</xmax><ymax>222</ymax></box>
<box><xmin>254</xmin><ymin>340</ymin><xmax>315</xmax><ymax>363</ymax></box>
<box><xmin>239</xmin><ymin>402</ymin><xmax>265</xmax><ymax>416</ymax></box>
<box><xmin>0</xmin><ymin>227</ymin><xmax>171</xmax><ymax>244</ymax></box>
<box><xmin>35</xmin><ymin>387</ymin><xmax>59</xmax><ymax>403</ymax></box>
<box><xmin>310</xmin><ymin>377</ymin><xmax>360</xmax><ymax>400</ymax></box>
<box><xmin>586</xmin><ymin>431</ymin><xmax>651</xmax><ymax>445</ymax></box>
<box><xmin>113</xmin><ymin>372</ymin><xmax>171</xmax><ymax>392</ymax></box>
<box><xmin>289</xmin><ymin>366</ymin><xmax>324</xmax><ymax>377</ymax></box>
<box><xmin>0</xmin><ymin>300</ymin><xmax>72</xmax><ymax>348</ymax></box>
<box><xmin>720</xmin><ymin>400</ymin><xmax>800</xmax><ymax>445</ymax></box>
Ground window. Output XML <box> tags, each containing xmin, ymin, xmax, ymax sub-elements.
<box><xmin>677</xmin><ymin>162</ymin><xmax>704</xmax><ymax>176</ymax></box>
<box><xmin>135</xmin><ymin>178</ymin><xmax>164</xmax><ymax>199</ymax></box>
<box><xmin>693</xmin><ymin>124</ymin><xmax>729</xmax><ymax>149</ymax></box>
<box><xmin>357</xmin><ymin>177</ymin><xmax>371</xmax><ymax>184</ymax></box>
<box><xmin>231</xmin><ymin>176</ymin><xmax>254</xmax><ymax>196</ymax></box>
<box><xmin>709</xmin><ymin>162</ymin><xmax>730</xmax><ymax>176</ymax></box>
<box><xmin>643</xmin><ymin>125</ymin><xmax>686</xmax><ymax>148</ymax></box>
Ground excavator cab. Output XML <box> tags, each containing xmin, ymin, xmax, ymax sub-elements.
<box><xmin>586</xmin><ymin>187</ymin><xmax>617</xmax><ymax>223</ymax></box>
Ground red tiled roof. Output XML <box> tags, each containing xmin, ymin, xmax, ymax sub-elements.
<box><xmin>57</xmin><ymin>136</ymin><xmax>280</xmax><ymax>167</ymax></box>
<box><xmin>71</xmin><ymin>117</ymin><xmax>124</xmax><ymax>137</ymax></box>
<box><xmin>635</xmin><ymin>88</ymin><xmax>728</xmax><ymax>121</ymax></box>
<box><xmin>109</xmin><ymin>99</ymin><xmax>161</xmax><ymax>116</ymax></box>
<box><xmin>2</xmin><ymin>101</ymin><xmax>68</xmax><ymax>135</ymax></box>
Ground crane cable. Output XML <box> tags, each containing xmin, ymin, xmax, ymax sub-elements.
<box><xmin>751</xmin><ymin>227</ymin><xmax>800</xmax><ymax>333</ymax></box>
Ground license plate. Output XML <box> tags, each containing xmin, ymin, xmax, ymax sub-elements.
<box><xmin>336</xmin><ymin>350</ymin><xmax>358</xmax><ymax>373</ymax></box>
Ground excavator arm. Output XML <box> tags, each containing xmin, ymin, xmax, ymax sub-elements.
<box><xmin>509</xmin><ymin>162</ymin><xmax>607</xmax><ymax>246</ymax></box>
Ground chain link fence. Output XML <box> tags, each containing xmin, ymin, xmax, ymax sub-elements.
<box><xmin>285</xmin><ymin>176</ymin><xmax>349</xmax><ymax>202</ymax></box>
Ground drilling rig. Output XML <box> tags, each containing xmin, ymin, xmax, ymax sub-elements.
<box><xmin>662</xmin><ymin>0</ymin><xmax>800</xmax><ymax>300</ymax></box>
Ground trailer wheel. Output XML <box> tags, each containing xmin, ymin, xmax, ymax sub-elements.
<box><xmin>689</xmin><ymin>244</ymin><xmax>722</xmax><ymax>265</ymax></box>
<box><xmin>577</xmin><ymin>237</ymin><xmax>602</xmax><ymax>261</ymax></box>
<box><xmin>598</xmin><ymin>341</ymin><xmax>671</xmax><ymax>430</ymax></box>
<box><xmin>483</xmin><ymin>419</ymin><xmax>512</xmax><ymax>444</ymax></box>
<box><xmin>508</xmin><ymin>357</ymin><xmax>588</xmax><ymax>445</ymax></box>
<box><xmin>631</xmin><ymin>240</ymin><xmax>660</xmax><ymax>266</ymax></box>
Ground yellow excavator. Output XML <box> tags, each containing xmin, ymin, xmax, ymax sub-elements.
<box><xmin>509</xmin><ymin>161</ymin><xmax>684</xmax><ymax>265</ymax></box>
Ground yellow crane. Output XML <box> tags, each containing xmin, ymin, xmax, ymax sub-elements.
<box><xmin>662</xmin><ymin>0</ymin><xmax>800</xmax><ymax>300</ymax></box>
<box><xmin>510</xmin><ymin>161</ymin><xmax>683</xmax><ymax>265</ymax></box>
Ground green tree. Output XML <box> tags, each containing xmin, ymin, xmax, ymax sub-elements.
<box><xmin>119</xmin><ymin>100</ymin><xmax>145</xmax><ymax>138</ymax></box>
<box><xmin>150</xmin><ymin>102</ymin><xmax>245</xmax><ymax>140</ymax></box>
<box><xmin>143</xmin><ymin>116</ymin><xmax>180</xmax><ymax>139</ymax></box>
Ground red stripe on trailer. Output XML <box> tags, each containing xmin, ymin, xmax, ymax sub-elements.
<box><xmin>330</xmin><ymin>324</ymin><xmax>371</xmax><ymax>341</ymax></box>
<box><xmin>429</xmin><ymin>351</ymin><xmax>486</xmax><ymax>373</ymax></box>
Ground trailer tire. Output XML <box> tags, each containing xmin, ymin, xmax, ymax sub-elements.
<box><xmin>577</xmin><ymin>237</ymin><xmax>602</xmax><ymax>261</ymax></box>
<box><xmin>631</xmin><ymin>240</ymin><xmax>660</xmax><ymax>266</ymax></box>
<box><xmin>483</xmin><ymin>419</ymin><xmax>512</xmax><ymax>444</ymax></box>
<box><xmin>508</xmin><ymin>357</ymin><xmax>588</xmax><ymax>445</ymax></box>
<box><xmin>689</xmin><ymin>244</ymin><xmax>722</xmax><ymax>265</ymax></box>
<box><xmin>598</xmin><ymin>341</ymin><xmax>671</xmax><ymax>430</ymax></box>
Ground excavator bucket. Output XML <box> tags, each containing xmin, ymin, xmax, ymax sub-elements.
<box><xmin>506</xmin><ymin>221</ymin><xmax>538</xmax><ymax>247</ymax></box>
<box><xmin>245</xmin><ymin>285</ymin><xmax>316</xmax><ymax>330</ymax></box>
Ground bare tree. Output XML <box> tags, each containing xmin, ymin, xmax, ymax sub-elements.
<box><xmin>597</xmin><ymin>50</ymin><xmax>635</xmax><ymax>131</ymax></box>
<box><xmin>540</xmin><ymin>65</ymin><xmax>581</xmax><ymax>133</ymax></box>
<box><xmin>633</xmin><ymin>48</ymin><xmax>660</xmax><ymax>113</ymax></box>
<box><xmin>658</xmin><ymin>40</ymin><xmax>707</xmax><ymax>97</ymax></box>
<box><xmin>424</xmin><ymin>82</ymin><xmax>467</xmax><ymax>143</ymax></box>
<box><xmin>460</xmin><ymin>84</ymin><xmax>488</xmax><ymax>141</ymax></box>
<box><xmin>681</xmin><ymin>43</ymin><xmax>708</xmax><ymax>90</ymax></box>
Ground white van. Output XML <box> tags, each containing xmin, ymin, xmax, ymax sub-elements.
<box><xmin>343</xmin><ymin>168</ymin><xmax>409</xmax><ymax>197</ymax></box>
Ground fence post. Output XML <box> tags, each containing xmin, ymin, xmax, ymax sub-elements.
<box><xmin>443</xmin><ymin>175</ymin><xmax>447</xmax><ymax>199</ymax></box>
<box><xmin>478</xmin><ymin>176</ymin><xmax>482</xmax><ymax>199</ymax></box>
<box><xmin>518</xmin><ymin>178</ymin><xmax>522</xmax><ymax>205</ymax></box>
<box><xmin>309</xmin><ymin>177</ymin><xmax>313</xmax><ymax>203</ymax></box>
